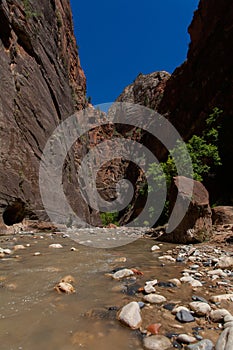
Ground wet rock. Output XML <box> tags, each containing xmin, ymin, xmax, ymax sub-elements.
<box><xmin>210</xmin><ymin>294</ymin><xmax>233</xmax><ymax>303</ymax></box>
<box><xmin>118</xmin><ymin>301</ymin><xmax>142</xmax><ymax>329</ymax></box>
<box><xmin>151</xmin><ymin>245</ymin><xmax>160</xmax><ymax>252</ymax></box>
<box><xmin>186</xmin><ymin>339</ymin><xmax>214</xmax><ymax>350</ymax></box>
<box><xmin>210</xmin><ymin>309</ymin><xmax>231</xmax><ymax>322</ymax></box>
<box><xmin>2</xmin><ymin>248</ymin><xmax>12</xmax><ymax>255</ymax></box>
<box><xmin>147</xmin><ymin>323</ymin><xmax>162</xmax><ymax>335</ymax></box>
<box><xmin>144</xmin><ymin>279</ymin><xmax>158</xmax><ymax>293</ymax></box>
<box><xmin>158</xmin><ymin>255</ymin><xmax>176</xmax><ymax>262</ymax></box>
<box><xmin>138</xmin><ymin>301</ymin><xmax>145</xmax><ymax>309</ymax></box>
<box><xmin>13</xmin><ymin>245</ymin><xmax>26</xmax><ymax>251</ymax></box>
<box><xmin>169</xmin><ymin>278</ymin><xmax>181</xmax><ymax>287</ymax></box>
<box><xmin>215</xmin><ymin>326</ymin><xmax>233</xmax><ymax>350</ymax></box>
<box><xmin>112</xmin><ymin>268</ymin><xmax>134</xmax><ymax>280</ymax></box>
<box><xmin>176</xmin><ymin>310</ymin><xmax>195</xmax><ymax>323</ymax></box>
<box><xmin>49</xmin><ymin>244</ymin><xmax>63</xmax><ymax>249</ymax></box>
<box><xmin>60</xmin><ymin>275</ymin><xmax>76</xmax><ymax>284</ymax></box>
<box><xmin>143</xmin><ymin>294</ymin><xmax>166</xmax><ymax>304</ymax></box>
<box><xmin>176</xmin><ymin>334</ymin><xmax>196</xmax><ymax>343</ymax></box>
<box><xmin>145</xmin><ymin>284</ymin><xmax>156</xmax><ymax>294</ymax></box>
<box><xmin>143</xmin><ymin>335</ymin><xmax>172</xmax><ymax>350</ymax></box>
<box><xmin>189</xmin><ymin>302</ymin><xmax>211</xmax><ymax>316</ymax></box>
<box><xmin>54</xmin><ymin>282</ymin><xmax>75</xmax><ymax>294</ymax></box>
<box><xmin>33</xmin><ymin>252</ymin><xmax>41</xmax><ymax>256</ymax></box>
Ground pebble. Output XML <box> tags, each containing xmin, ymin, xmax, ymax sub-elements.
<box><xmin>49</xmin><ymin>244</ymin><xmax>63</xmax><ymax>249</ymax></box>
<box><xmin>176</xmin><ymin>334</ymin><xmax>196</xmax><ymax>343</ymax></box>
<box><xmin>189</xmin><ymin>302</ymin><xmax>211</xmax><ymax>316</ymax></box>
<box><xmin>172</xmin><ymin>306</ymin><xmax>190</xmax><ymax>315</ymax></box>
<box><xmin>3</xmin><ymin>249</ymin><xmax>12</xmax><ymax>255</ymax></box>
<box><xmin>151</xmin><ymin>245</ymin><xmax>160</xmax><ymax>252</ymax></box>
<box><xmin>169</xmin><ymin>278</ymin><xmax>181</xmax><ymax>287</ymax></box>
<box><xmin>186</xmin><ymin>339</ymin><xmax>214</xmax><ymax>350</ymax></box>
<box><xmin>118</xmin><ymin>301</ymin><xmax>142</xmax><ymax>329</ymax></box>
<box><xmin>147</xmin><ymin>323</ymin><xmax>162</xmax><ymax>335</ymax></box>
<box><xmin>158</xmin><ymin>255</ymin><xmax>176</xmax><ymax>262</ymax></box>
<box><xmin>143</xmin><ymin>335</ymin><xmax>172</xmax><ymax>350</ymax></box>
<box><xmin>176</xmin><ymin>310</ymin><xmax>195</xmax><ymax>323</ymax></box>
<box><xmin>112</xmin><ymin>268</ymin><xmax>134</xmax><ymax>280</ymax></box>
<box><xmin>143</xmin><ymin>294</ymin><xmax>167</xmax><ymax>304</ymax></box>
<box><xmin>145</xmin><ymin>284</ymin><xmax>156</xmax><ymax>294</ymax></box>
<box><xmin>189</xmin><ymin>279</ymin><xmax>203</xmax><ymax>287</ymax></box>
<box><xmin>33</xmin><ymin>252</ymin><xmax>41</xmax><ymax>256</ymax></box>
<box><xmin>210</xmin><ymin>309</ymin><xmax>231</xmax><ymax>322</ymax></box>
<box><xmin>13</xmin><ymin>245</ymin><xmax>26</xmax><ymax>251</ymax></box>
<box><xmin>54</xmin><ymin>282</ymin><xmax>75</xmax><ymax>294</ymax></box>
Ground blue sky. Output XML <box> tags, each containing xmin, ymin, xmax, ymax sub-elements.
<box><xmin>70</xmin><ymin>0</ymin><xmax>199</xmax><ymax>105</ymax></box>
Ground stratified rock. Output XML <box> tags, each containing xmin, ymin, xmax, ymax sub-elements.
<box><xmin>118</xmin><ymin>301</ymin><xmax>142</xmax><ymax>329</ymax></box>
<box><xmin>0</xmin><ymin>0</ymin><xmax>98</xmax><ymax>226</ymax></box>
<box><xmin>158</xmin><ymin>0</ymin><xmax>233</xmax><ymax>205</ymax></box>
<box><xmin>160</xmin><ymin>176</ymin><xmax>212</xmax><ymax>244</ymax></box>
<box><xmin>143</xmin><ymin>335</ymin><xmax>171</xmax><ymax>350</ymax></box>
<box><xmin>117</xmin><ymin>71</ymin><xmax>170</xmax><ymax>110</ymax></box>
<box><xmin>212</xmin><ymin>206</ymin><xmax>233</xmax><ymax>225</ymax></box>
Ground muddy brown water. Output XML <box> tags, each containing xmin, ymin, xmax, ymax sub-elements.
<box><xmin>0</xmin><ymin>231</ymin><xmax>231</xmax><ymax>349</ymax></box>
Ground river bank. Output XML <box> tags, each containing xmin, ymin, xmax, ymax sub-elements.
<box><xmin>0</xmin><ymin>226</ymin><xmax>233</xmax><ymax>349</ymax></box>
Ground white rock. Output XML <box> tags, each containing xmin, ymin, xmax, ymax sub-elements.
<box><xmin>118</xmin><ymin>301</ymin><xmax>142</xmax><ymax>329</ymax></box>
<box><xmin>189</xmin><ymin>279</ymin><xmax>203</xmax><ymax>287</ymax></box>
<box><xmin>3</xmin><ymin>249</ymin><xmax>12</xmax><ymax>255</ymax></box>
<box><xmin>189</xmin><ymin>301</ymin><xmax>211</xmax><ymax>316</ymax></box>
<box><xmin>158</xmin><ymin>255</ymin><xmax>176</xmax><ymax>262</ymax></box>
<box><xmin>49</xmin><ymin>244</ymin><xmax>63</xmax><ymax>249</ymax></box>
<box><xmin>180</xmin><ymin>276</ymin><xmax>195</xmax><ymax>283</ymax></box>
<box><xmin>151</xmin><ymin>245</ymin><xmax>160</xmax><ymax>252</ymax></box>
<box><xmin>176</xmin><ymin>334</ymin><xmax>196</xmax><ymax>343</ymax></box>
<box><xmin>144</xmin><ymin>284</ymin><xmax>156</xmax><ymax>294</ymax></box>
<box><xmin>112</xmin><ymin>268</ymin><xmax>134</xmax><ymax>280</ymax></box>
<box><xmin>143</xmin><ymin>294</ymin><xmax>166</xmax><ymax>304</ymax></box>
<box><xmin>169</xmin><ymin>278</ymin><xmax>181</xmax><ymax>287</ymax></box>
<box><xmin>13</xmin><ymin>245</ymin><xmax>26</xmax><ymax>251</ymax></box>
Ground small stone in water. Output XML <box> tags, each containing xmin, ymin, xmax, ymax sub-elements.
<box><xmin>54</xmin><ymin>282</ymin><xmax>75</xmax><ymax>294</ymax></box>
<box><xmin>112</xmin><ymin>268</ymin><xmax>134</xmax><ymax>280</ymax></box>
<box><xmin>192</xmin><ymin>295</ymin><xmax>208</xmax><ymax>303</ymax></box>
<box><xmin>151</xmin><ymin>245</ymin><xmax>160</xmax><ymax>252</ymax></box>
<box><xmin>163</xmin><ymin>303</ymin><xmax>176</xmax><ymax>311</ymax></box>
<box><xmin>143</xmin><ymin>335</ymin><xmax>172</xmax><ymax>350</ymax></box>
<box><xmin>33</xmin><ymin>252</ymin><xmax>41</xmax><ymax>256</ymax></box>
<box><xmin>143</xmin><ymin>294</ymin><xmax>167</xmax><ymax>304</ymax></box>
<box><xmin>176</xmin><ymin>334</ymin><xmax>196</xmax><ymax>344</ymax></box>
<box><xmin>118</xmin><ymin>301</ymin><xmax>142</xmax><ymax>329</ymax></box>
<box><xmin>49</xmin><ymin>244</ymin><xmax>63</xmax><ymax>249</ymax></box>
